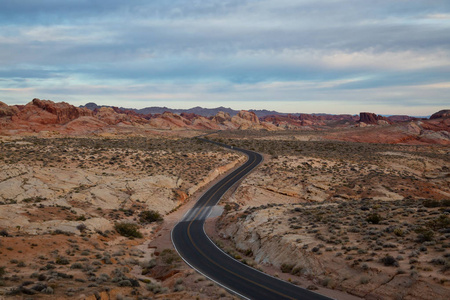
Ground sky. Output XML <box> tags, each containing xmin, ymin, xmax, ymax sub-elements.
<box><xmin>0</xmin><ymin>0</ymin><xmax>449</xmax><ymax>115</ymax></box>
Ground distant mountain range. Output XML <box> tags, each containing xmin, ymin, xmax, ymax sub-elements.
<box><xmin>81</xmin><ymin>102</ymin><xmax>357</xmax><ymax>118</ymax></box>
<box><xmin>2</xmin><ymin>99</ymin><xmax>448</xmax><ymax>145</ymax></box>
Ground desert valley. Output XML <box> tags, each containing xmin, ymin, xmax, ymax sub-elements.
<box><xmin>0</xmin><ymin>99</ymin><xmax>449</xmax><ymax>300</ymax></box>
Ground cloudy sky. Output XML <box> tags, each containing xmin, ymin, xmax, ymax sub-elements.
<box><xmin>1</xmin><ymin>0</ymin><xmax>449</xmax><ymax>115</ymax></box>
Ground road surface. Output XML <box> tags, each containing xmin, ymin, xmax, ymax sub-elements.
<box><xmin>172</xmin><ymin>139</ymin><xmax>332</xmax><ymax>300</ymax></box>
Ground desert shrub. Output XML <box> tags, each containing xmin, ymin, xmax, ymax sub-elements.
<box><xmin>224</xmin><ymin>203</ymin><xmax>232</xmax><ymax>212</ymax></box>
<box><xmin>160</xmin><ymin>249</ymin><xmax>180</xmax><ymax>264</ymax></box>
<box><xmin>70</xmin><ymin>262</ymin><xmax>83</xmax><ymax>269</ymax></box>
<box><xmin>139</xmin><ymin>210</ymin><xmax>163</xmax><ymax>223</ymax></box>
<box><xmin>360</xmin><ymin>276</ymin><xmax>370</xmax><ymax>284</ymax></box>
<box><xmin>430</xmin><ymin>258</ymin><xmax>447</xmax><ymax>265</ymax></box>
<box><xmin>22</xmin><ymin>196</ymin><xmax>46</xmax><ymax>203</ymax></box>
<box><xmin>426</xmin><ymin>215</ymin><xmax>450</xmax><ymax>230</ymax></box>
<box><xmin>291</xmin><ymin>266</ymin><xmax>304</xmax><ymax>275</ymax></box>
<box><xmin>322</xmin><ymin>277</ymin><xmax>333</xmax><ymax>287</ymax></box>
<box><xmin>56</xmin><ymin>256</ymin><xmax>70</xmax><ymax>265</ymax></box>
<box><xmin>114</xmin><ymin>222</ymin><xmax>143</xmax><ymax>238</ymax></box>
<box><xmin>441</xmin><ymin>262</ymin><xmax>450</xmax><ymax>272</ymax></box>
<box><xmin>0</xmin><ymin>229</ymin><xmax>9</xmax><ymax>237</ymax></box>
<box><xmin>366</xmin><ymin>213</ymin><xmax>382</xmax><ymax>224</ymax></box>
<box><xmin>380</xmin><ymin>255</ymin><xmax>399</xmax><ymax>267</ymax></box>
<box><xmin>423</xmin><ymin>199</ymin><xmax>450</xmax><ymax>208</ymax></box>
<box><xmin>118</xmin><ymin>280</ymin><xmax>132</xmax><ymax>287</ymax></box>
<box><xmin>173</xmin><ymin>284</ymin><xmax>185</xmax><ymax>292</ymax></box>
<box><xmin>244</xmin><ymin>248</ymin><xmax>253</xmax><ymax>256</ymax></box>
<box><xmin>147</xmin><ymin>282</ymin><xmax>165</xmax><ymax>294</ymax></box>
<box><xmin>280</xmin><ymin>263</ymin><xmax>295</xmax><ymax>273</ymax></box>
<box><xmin>76</xmin><ymin>223</ymin><xmax>87</xmax><ymax>232</ymax></box>
<box><xmin>0</xmin><ymin>266</ymin><xmax>5</xmax><ymax>278</ymax></box>
<box><xmin>415</xmin><ymin>228</ymin><xmax>434</xmax><ymax>242</ymax></box>
<box><xmin>393</xmin><ymin>228</ymin><xmax>404</xmax><ymax>237</ymax></box>
<box><xmin>76</xmin><ymin>215</ymin><xmax>86</xmax><ymax>221</ymax></box>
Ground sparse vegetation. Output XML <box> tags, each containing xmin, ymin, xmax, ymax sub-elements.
<box><xmin>114</xmin><ymin>222</ymin><xmax>143</xmax><ymax>238</ymax></box>
<box><xmin>280</xmin><ymin>263</ymin><xmax>295</xmax><ymax>273</ymax></box>
<box><xmin>0</xmin><ymin>130</ymin><xmax>449</xmax><ymax>299</ymax></box>
<box><xmin>139</xmin><ymin>210</ymin><xmax>163</xmax><ymax>223</ymax></box>
<box><xmin>366</xmin><ymin>213</ymin><xmax>382</xmax><ymax>224</ymax></box>
<box><xmin>214</xmin><ymin>133</ymin><xmax>450</xmax><ymax>299</ymax></box>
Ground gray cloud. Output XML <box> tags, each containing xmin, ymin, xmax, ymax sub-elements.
<box><xmin>0</xmin><ymin>0</ymin><xmax>449</xmax><ymax>113</ymax></box>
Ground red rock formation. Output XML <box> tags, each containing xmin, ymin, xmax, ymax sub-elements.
<box><xmin>261</xmin><ymin>113</ymin><xmax>356</xmax><ymax>127</ymax></box>
<box><xmin>212</xmin><ymin>111</ymin><xmax>231</xmax><ymax>123</ymax></box>
<box><xmin>30</xmin><ymin>98</ymin><xmax>92</xmax><ymax>124</ymax></box>
<box><xmin>387</xmin><ymin>115</ymin><xmax>417</xmax><ymax>122</ymax></box>
<box><xmin>325</xmin><ymin>119</ymin><xmax>450</xmax><ymax>145</ymax></box>
<box><xmin>358</xmin><ymin>112</ymin><xmax>378</xmax><ymax>124</ymax></box>
<box><xmin>191</xmin><ymin>116</ymin><xmax>221</xmax><ymax>130</ymax></box>
<box><xmin>0</xmin><ymin>101</ymin><xmax>19</xmax><ymax>117</ymax></box>
<box><xmin>111</xmin><ymin>106</ymin><xmax>143</xmax><ymax>118</ymax></box>
<box><xmin>180</xmin><ymin>112</ymin><xmax>198</xmax><ymax>121</ymax></box>
<box><xmin>261</xmin><ymin>115</ymin><xmax>303</xmax><ymax>128</ymax></box>
<box><xmin>236</xmin><ymin>110</ymin><xmax>259</xmax><ymax>124</ymax></box>
<box><xmin>358</xmin><ymin>112</ymin><xmax>391</xmax><ymax>125</ymax></box>
<box><xmin>430</xmin><ymin>109</ymin><xmax>450</xmax><ymax>119</ymax></box>
<box><xmin>420</xmin><ymin>118</ymin><xmax>450</xmax><ymax>132</ymax></box>
<box><xmin>146</xmin><ymin>111</ymin><xmax>193</xmax><ymax>129</ymax></box>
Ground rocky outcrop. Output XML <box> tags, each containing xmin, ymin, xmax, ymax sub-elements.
<box><xmin>1</xmin><ymin>98</ymin><xmax>94</xmax><ymax>132</ymax></box>
<box><xmin>219</xmin><ymin>209</ymin><xmax>325</xmax><ymax>276</ymax></box>
<box><xmin>0</xmin><ymin>101</ymin><xmax>19</xmax><ymax>117</ymax></box>
<box><xmin>262</xmin><ymin>115</ymin><xmax>303</xmax><ymax>128</ymax></box>
<box><xmin>261</xmin><ymin>114</ymin><xmax>357</xmax><ymax>128</ymax></box>
<box><xmin>230</xmin><ymin>110</ymin><xmax>261</xmax><ymax>130</ymax></box>
<box><xmin>325</xmin><ymin>118</ymin><xmax>450</xmax><ymax>145</ymax></box>
<box><xmin>430</xmin><ymin>109</ymin><xmax>450</xmax><ymax>119</ymax></box>
<box><xmin>387</xmin><ymin>115</ymin><xmax>417</xmax><ymax>122</ymax></box>
<box><xmin>191</xmin><ymin>116</ymin><xmax>221</xmax><ymax>130</ymax></box>
<box><xmin>95</xmin><ymin>107</ymin><xmax>135</xmax><ymax>125</ymax></box>
<box><xmin>358</xmin><ymin>112</ymin><xmax>391</xmax><ymax>125</ymax></box>
<box><xmin>237</xmin><ymin>110</ymin><xmax>259</xmax><ymax>124</ymax></box>
<box><xmin>29</xmin><ymin>98</ymin><xmax>93</xmax><ymax>124</ymax></box>
<box><xmin>180</xmin><ymin>112</ymin><xmax>198</xmax><ymax>121</ymax></box>
<box><xmin>212</xmin><ymin>111</ymin><xmax>232</xmax><ymax>123</ymax></box>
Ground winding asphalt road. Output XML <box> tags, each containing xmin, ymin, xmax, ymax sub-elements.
<box><xmin>171</xmin><ymin>139</ymin><xmax>332</xmax><ymax>300</ymax></box>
